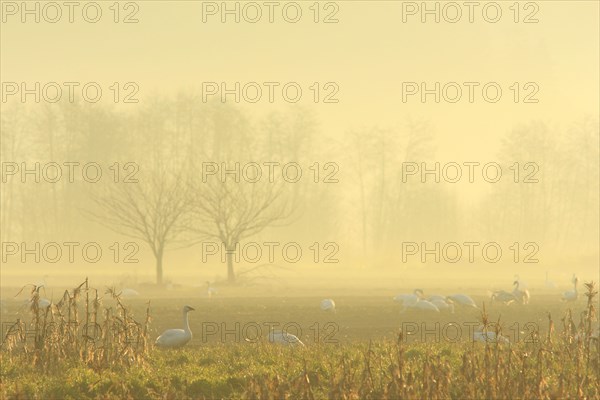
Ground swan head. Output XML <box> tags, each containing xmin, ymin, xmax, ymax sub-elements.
<box><xmin>183</xmin><ymin>305</ymin><xmax>195</xmax><ymax>312</ymax></box>
<box><xmin>414</xmin><ymin>289</ymin><xmax>424</xmax><ymax>297</ymax></box>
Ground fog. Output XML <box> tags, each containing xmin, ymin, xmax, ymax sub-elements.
<box><xmin>2</xmin><ymin>2</ymin><xmax>600</xmax><ymax>399</ymax></box>
<box><xmin>1</xmin><ymin>1</ymin><xmax>598</xmax><ymax>297</ymax></box>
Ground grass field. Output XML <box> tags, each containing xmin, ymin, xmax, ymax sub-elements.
<box><xmin>1</xmin><ymin>281</ymin><xmax>599</xmax><ymax>399</ymax></box>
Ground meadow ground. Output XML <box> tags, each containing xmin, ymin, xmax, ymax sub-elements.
<box><xmin>1</xmin><ymin>283</ymin><xmax>599</xmax><ymax>399</ymax></box>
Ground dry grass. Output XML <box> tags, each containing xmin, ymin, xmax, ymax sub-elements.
<box><xmin>2</xmin><ymin>279</ymin><xmax>151</xmax><ymax>372</ymax></box>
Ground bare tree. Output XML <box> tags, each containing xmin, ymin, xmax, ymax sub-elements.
<box><xmin>188</xmin><ymin>177</ymin><xmax>296</xmax><ymax>283</ymax></box>
<box><xmin>88</xmin><ymin>170</ymin><xmax>190</xmax><ymax>285</ymax></box>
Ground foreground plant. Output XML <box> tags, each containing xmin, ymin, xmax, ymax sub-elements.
<box><xmin>1</xmin><ymin>279</ymin><xmax>151</xmax><ymax>372</ymax></box>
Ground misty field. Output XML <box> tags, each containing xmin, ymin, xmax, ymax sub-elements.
<box><xmin>1</xmin><ymin>281</ymin><xmax>598</xmax><ymax>400</ymax></box>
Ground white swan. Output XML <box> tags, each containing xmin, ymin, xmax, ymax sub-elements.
<box><xmin>513</xmin><ymin>281</ymin><xmax>530</xmax><ymax>305</ymax></box>
<box><xmin>406</xmin><ymin>299</ymin><xmax>440</xmax><ymax>313</ymax></box>
<box><xmin>121</xmin><ymin>288</ymin><xmax>140</xmax><ymax>298</ymax></box>
<box><xmin>22</xmin><ymin>297</ymin><xmax>51</xmax><ymax>313</ymax></box>
<box><xmin>417</xmin><ymin>294</ymin><xmax>452</xmax><ymax>312</ymax></box>
<box><xmin>206</xmin><ymin>281</ymin><xmax>218</xmax><ymax>298</ymax></box>
<box><xmin>155</xmin><ymin>305</ymin><xmax>195</xmax><ymax>348</ymax></box>
<box><xmin>37</xmin><ymin>298</ymin><xmax>51</xmax><ymax>309</ymax></box>
<box><xmin>446</xmin><ymin>294</ymin><xmax>477</xmax><ymax>308</ymax></box>
<box><xmin>268</xmin><ymin>330</ymin><xmax>305</xmax><ymax>347</ymax></box>
<box><xmin>561</xmin><ymin>277</ymin><xmax>578</xmax><ymax>302</ymax></box>
<box><xmin>27</xmin><ymin>285</ymin><xmax>51</xmax><ymax>310</ymax></box>
<box><xmin>320</xmin><ymin>299</ymin><xmax>336</xmax><ymax>312</ymax></box>
<box><xmin>393</xmin><ymin>289</ymin><xmax>423</xmax><ymax>308</ymax></box>
<box><xmin>491</xmin><ymin>290</ymin><xmax>517</xmax><ymax>305</ymax></box>
<box><xmin>514</xmin><ymin>275</ymin><xmax>528</xmax><ymax>290</ymax></box>
<box><xmin>429</xmin><ymin>297</ymin><xmax>455</xmax><ymax>313</ymax></box>
<box><xmin>473</xmin><ymin>328</ymin><xmax>510</xmax><ymax>344</ymax></box>
<box><xmin>395</xmin><ymin>289</ymin><xmax>437</xmax><ymax>313</ymax></box>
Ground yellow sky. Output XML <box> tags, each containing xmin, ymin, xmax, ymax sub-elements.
<box><xmin>1</xmin><ymin>1</ymin><xmax>598</xmax><ymax>164</ymax></box>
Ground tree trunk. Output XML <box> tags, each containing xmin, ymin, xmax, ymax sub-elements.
<box><xmin>156</xmin><ymin>250</ymin><xmax>164</xmax><ymax>285</ymax></box>
<box><xmin>226</xmin><ymin>250</ymin><xmax>235</xmax><ymax>283</ymax></box>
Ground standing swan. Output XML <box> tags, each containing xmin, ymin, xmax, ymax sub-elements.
<box><xmin>206</xmin><ymin>282</ymin><xmax>218</xmax><ymax>299</ymax></box>
<box><xmin>513</xmin><ymin>281</ymin><xmax>530</xmax><ymax>304</ymax></box>
<box><xmin>514</xmin><ymin>275</ymin><xmax>528</xmax><ymax>290</ymax></box>
<box><xmin>561</xmin><ymin>277</ymin><xmax>578</xmax><ymax>302</ymax></box>
<box><xmin>155</xmin><ymin>305</ymin><xmax>195</xmax><ymax>348</ymax></box>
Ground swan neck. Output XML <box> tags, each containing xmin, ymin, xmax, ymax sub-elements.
<box><xmin>183</xmin><ymin>310</ymin><xmax>191</xmax><ymax>332</ymax></box>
